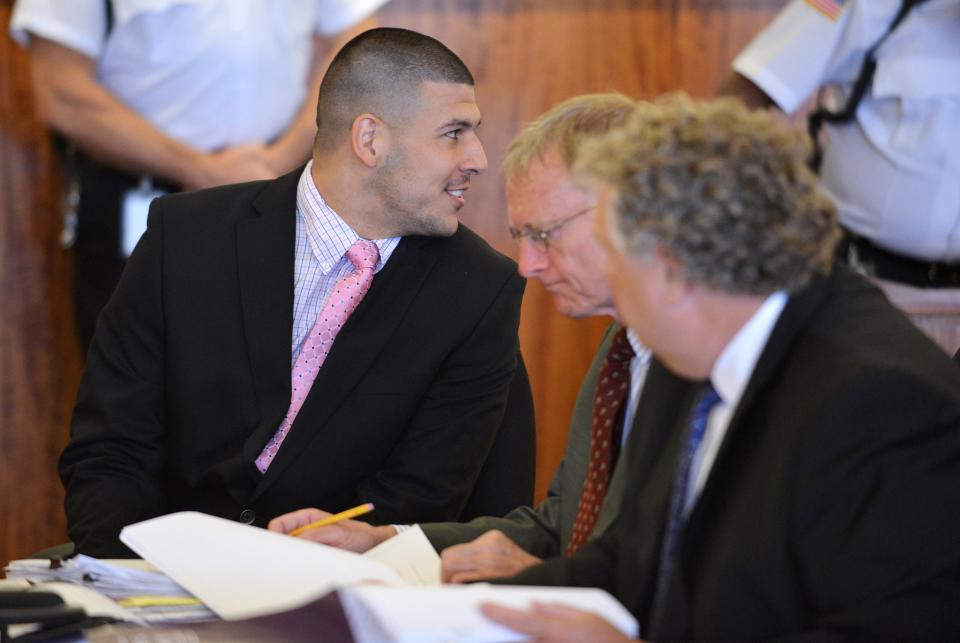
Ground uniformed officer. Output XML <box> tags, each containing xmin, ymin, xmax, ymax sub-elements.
<box><xmin>722</xmin><ymin>0</ymin><xmax>960</xmax><ymax>287</ymax></box>
<box><xmin>9</xmin><ymin>0</ymin><xmax>390</xmax><ymax>347</ymax></box>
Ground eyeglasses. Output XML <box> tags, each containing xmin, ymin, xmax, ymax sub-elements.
<box><xmin>508</xmin><ymin>207</ymin><xmax>592</xmax><ymax>252</ymax></box>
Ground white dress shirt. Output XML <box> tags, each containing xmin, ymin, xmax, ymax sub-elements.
<box><xmin>292</xmin><ymin>162</ymin><xmax>400</xmax><ymax>362</ymax></box>
<box><xmin>683</xmin><ymin>291</ymin><xmax>788</xmax><ymax>516</ymax></box>
<box><xmin>623</xmin><ymin>328</ymin><xmax>653</xmax><ymax>447</ymax></box>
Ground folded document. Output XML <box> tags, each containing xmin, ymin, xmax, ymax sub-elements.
<box><xmin>119</xmin><ymin>511</ymin><xmax>639</xmax><ymax>641</ymax></box>
<box><xmin>119</xmin><ymin>511</ymin><xmax>412</xmax><ymax>620</ymax></box>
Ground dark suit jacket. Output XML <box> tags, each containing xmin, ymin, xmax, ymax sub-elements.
<box><xmin>509</xmin><ymin>266</ymin><xmax>960</xmax><ymax>641</ymax></box>
<box><xmin>423</xmin><ymin>324</ymin><xmax>631</xmax><ymax>556</ymax></box>
<box><xmin>60</xmin><ymin>168</ymin><xmax>528</xmax><ymax>558</ymax></box>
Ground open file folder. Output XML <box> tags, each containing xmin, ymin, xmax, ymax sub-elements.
<box><xmin>119</xmin><ymin>511</ymin><xmax>638</xmax><ymax>641</ymax></box>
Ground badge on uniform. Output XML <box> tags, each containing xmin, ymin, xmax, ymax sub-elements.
<box><xmin>804</xmin><ymin>0</ymin><xmax>845</xmax><ymax>21</ymax></box>
<box><xmin>121</xmin><ymin>178</ymin><xmax>167</xmax><ymax>258</ymax></box>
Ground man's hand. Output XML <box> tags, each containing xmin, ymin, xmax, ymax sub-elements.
<box><xmin>267</xmin><ymin>508</ymin><xmax>395</xmax><ymax>553</ymax></box>
<box><xmin>440</xmin><ymin>530</ymin><xmax>542</xmax><ymax>583</ymax></box>
<box><xmin>480</xmin><ymin>601</ymin><xmax>638</xmax><ymax>643</ymax></box>
<box><xmin>185</xmin><ymin>143</ymin><xmax>279</xmax><ymax>191</ymax></box>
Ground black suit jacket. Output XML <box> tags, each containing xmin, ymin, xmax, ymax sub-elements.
<box><xmin>510</xmin><ymin>267</ymin><xmax>960</xmax><ymax>641</ymax></box>
<box><xmin>61</xmin><ymin>168</ymin><xmax>528</xmax><ymax>557</ymax></box>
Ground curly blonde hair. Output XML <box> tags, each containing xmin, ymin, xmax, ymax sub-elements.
<box><xmin>577</xmin><ymin>93</ymin><xmax>840</xmax><ymax>295</ymax></box>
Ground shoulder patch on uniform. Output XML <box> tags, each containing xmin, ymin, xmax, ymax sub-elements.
<box><xmin>804</xmin><ymin>0</ymin><xmax>845</xmax><ymax>21</ymax></box>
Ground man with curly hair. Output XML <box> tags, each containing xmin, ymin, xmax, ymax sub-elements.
<box><xmin>484</xmin><ymin>94</ymin><xmax>960</xmax><ymax>642</ymax></box>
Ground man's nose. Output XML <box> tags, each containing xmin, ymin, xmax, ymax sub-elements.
<box><xmin>461</xmin><ymin>132</ymin><xmax>488</xmax><ymax>175</ymax></box>
<box><xmin>517</xmin><ymin>237</ymin><xmax>548</xmax><ymax>278</ymax></box>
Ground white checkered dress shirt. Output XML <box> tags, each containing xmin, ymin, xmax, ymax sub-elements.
<box><xmin>292</xmin><ymin>162</ymin><xmax>401</xmax><ymax>363</ymax></box>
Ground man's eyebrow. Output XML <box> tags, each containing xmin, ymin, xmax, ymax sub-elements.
<box><xmin>437</xmin><ymin>118</ymin><xmax>481</xmax><ymax>131</ymax></box>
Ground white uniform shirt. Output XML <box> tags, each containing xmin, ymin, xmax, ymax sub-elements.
<box><xmin>734</xmin><ymin>0</ymin><xmax>960</xmax><ymax>262</ymax></box>
<box><xmin>10</xmin><ymin>0</ymin><xmax>390</xmax><ymax>151</ymax></box>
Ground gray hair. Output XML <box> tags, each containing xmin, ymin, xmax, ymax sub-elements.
<box><xmin>577</xmin><ymin>93</ymin><xmax>839</xmax><ymax>295</ymax></box>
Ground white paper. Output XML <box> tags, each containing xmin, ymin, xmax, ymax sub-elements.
<box><xmin>4</xmin><ymin>555</ymin><xmax>188</xmax><ymax>599</ymax></box>
<box><xmin>339</xmin><ymin>584</ymin><xmax>639</xmax><ymax>643</ymax></box>
<box><xmin>120</xmin><ymin>511</ymin><xmax>404</xmax><ymax>620</ymax></box>
<box><xmin>36</xmin><ymin>582</ymin><xmax>138</xmax><ymax>623</ymax></box>
<box><xmin>119</xmin><ymin>511</ymin><xmax>638</xmax><ymax>640</ymax></box>
<box><xmin>363</xmin><ymin>525</ymin><xmax>441</xmax><ymax>586</ymax></box>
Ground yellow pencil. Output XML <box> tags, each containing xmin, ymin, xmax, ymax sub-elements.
<box><xmin>288</xmin><ymin>502</ymin><xmax>375</xmax><ymax>537</ymax></box>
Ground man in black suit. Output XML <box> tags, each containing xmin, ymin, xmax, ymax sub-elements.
<box><xmin>484</xmin><ymin>95</ymin><xmax>960</xmax><ymax>641</ymax></box>
<box><xmin>60</xmin><ymin>28</ymin><xmax>528</xmax><ymax>558</ymax></box>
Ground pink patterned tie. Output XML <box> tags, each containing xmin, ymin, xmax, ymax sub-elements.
<box><xmin>255</xmin><ymin>239</ymin><xmax>380</xmax><ymax>473</ymax></box>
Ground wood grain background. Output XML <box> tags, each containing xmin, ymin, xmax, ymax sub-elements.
<box><xmin>0</xmin><ymin>0</ymin><xmax>784</xmax><ymax>567</ymax></box>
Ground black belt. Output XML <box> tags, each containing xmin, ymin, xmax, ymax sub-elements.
<box><xmin>838</xmin><ymin>230</ymin><xmax>960</xmax><ymax>288</ymax></box>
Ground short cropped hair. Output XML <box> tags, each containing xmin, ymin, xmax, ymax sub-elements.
<box><xmin>315</xmin><ymin>28</ymin><xmax>474</xmax><ymax>151</ymax></box>
<box><xmin>502</xmin><ymin>93</ymin><xmax>636</xmax><ymax>182</ymax></box>
<box><xmin>578</xmin><ymin>93</ymin><xmax>839</xmax><ymax>295</ymax></box>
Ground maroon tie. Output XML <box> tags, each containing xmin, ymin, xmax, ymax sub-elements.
<box><xmin>566</xmin><ymin>328</ymin><xmax>635</xmax><ymax>556</ymax></box>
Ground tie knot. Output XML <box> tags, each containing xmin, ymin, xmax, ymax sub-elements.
<box><xmin>694</xmin><ymin>382</ymin><xmax>722</xmax><ymax>418</ymax></box>
<box><xmin>347</xmin><ymin>239</ymin><xmax>379</xmax><ymax>271</ymax></box>
<box><xmin>608</xmin><ymin>328</ymin><xmax>636</xmax><ymax>364</ymax></box>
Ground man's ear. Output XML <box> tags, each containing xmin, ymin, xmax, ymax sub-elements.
<box><xmin>351</xmin><ymin>113</ymin><xmax>388</xmax><ymax>168</ymax></box>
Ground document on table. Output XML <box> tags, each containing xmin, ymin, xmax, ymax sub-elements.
<box><xmin>120</xmin><ymin>512</ymin><xmax>425</xmax><ymax>620</ymax></box>
<box><xmin>118</xmin><ymin>511</ymin><xmax>637</xmax><ymax>641</ymax></box>
<box><xmin>364</xmin><ymin>525</ymin><xmax>441</xmax><ymax>586</ymax></box>
<box><xmin>4</xmin><ymin>555</ymin><xmax>189</xmax><ymax>598</ymax></box>
<box><xmin>339</xmin><ymin>584</ymin><xmax>639</xmax><ymax>643</ymax></box>
<box><xmin>3</xmin><ymin>556</ymin><xmax>215</xmax><ymax>623</ymax></box>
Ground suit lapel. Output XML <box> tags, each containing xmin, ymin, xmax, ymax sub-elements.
<box><xmin>637</xmin><ymin>271</ymin><xmax>834</xmax><ymax>638</ymax></box>
<box><xmin>235</xmin><ymin>171</ymin><xmax>299</xmax><ymax>467</ymax></box>
<box><xmin>620</xmin><ymin>361</ymin><xmax>700</xmax><ymax>631</ymax></box>
<box><xmin>682</xmin><ymin>270</ymin><xmax>834</xmax><ymax>548</ymax></box>
<box><xmin>251</xmin><ymin>234</ymin><xmax>439</xmax><ymax>499</ymax></box>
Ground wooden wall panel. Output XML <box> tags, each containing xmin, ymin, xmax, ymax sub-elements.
<box><xmin>0</xmin><ymin>0</ymin><xmax>784</xmax><ymax>568</ymax></box>
<box><xmin>377</xmin><ymin>0</ymin><xmax>786</xmax><ymax>500</ymax></box>
<box><xmin>0</xmin><ymin>0</ymin><xmax>83</xmax><ymax>566</ymax></box>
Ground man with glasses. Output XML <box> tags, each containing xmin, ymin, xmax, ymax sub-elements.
<box><xmin>484</xmin><ymin>94</ymin><xmax>960</xmax><ymax>642</ymax></box>
<box><xmin>270</xmin><ymin>93</ymin><xmax>652</xmax><ymax>582</ymax></box>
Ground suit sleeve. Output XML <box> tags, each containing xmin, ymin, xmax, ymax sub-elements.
<box><xmin>421</xmin><ymin>469</ymin><xmax>564</xmax><ymax>557</ymax></box>
<box><xmin>786</xmin><ymin>369</ymin><xmax>960</xmax><ymax>641</ymax></box>
<box><xmin>352</xmin><ymin>269</ymin><xmax>528</xmax><ymax>524</ymax></box>
<box><xmin>493</xmin><ymin>515</ymin><xmax>622</xmax><ymax>595</ymax></box>
<box><xmin>421</xmin><ymin>324</ymin><xmax>618</xmax><ymax>556</ymax></box>
<box><xmin>59</xmin><ymin>199</ymin><xmax>170</xmax><ymax>558</ymax></box>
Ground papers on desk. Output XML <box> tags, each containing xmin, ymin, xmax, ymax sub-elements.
<box><xmin>117</xmin><ymin>511</ymin><xmax>638</xmax><ymax>642</ymax></box>
<box><xmin>120</xmin><ymin>511</ymin><xmax>415</xmax><ymax>620</ymax></box>
<box><xmin>3</xmin><ymin>556</ymin><xmax>215</xmax><ymax>623</ymax></box>
<box><xmin>363</xmin><ymin>522</ymin><xmax>442</xmax><ymax>586</ymax></box>
<box><xmin>341</xmin><ymin>584</ymin><xmax>639</xmax><ymax>643</ymax></box>
<box><xmin>5</xmin><ymin>555</ymin><xmax>185</xmax><ymax>598</ymax></box>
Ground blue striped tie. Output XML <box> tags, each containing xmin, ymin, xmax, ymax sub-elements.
<box><xmin>647</xmin><ymin>382</ymin><xmax>722</xmax><ymax>638</ymax></box>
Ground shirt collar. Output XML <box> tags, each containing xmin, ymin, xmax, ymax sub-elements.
<box><xmin>710</xmin><ymin>291</ymin><xmax>788</xmax><ymax>407</ymax></box>
<box><xmin>626</xmin><ymin>327</ymin><xmax>652</xmax><ymax>367</ymax></box>
<box><xmin>296</xmin><ymin>161</ymin><xmax>392</xmax><ymax>274</ymax></box>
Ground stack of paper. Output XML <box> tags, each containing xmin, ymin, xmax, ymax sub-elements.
<box><xmin>3</xmin><ymin>555</ymin><xmax>215</xmax><ymax>623</ymax></box>
<box><xmin>5</xmin><ymin>555</ymin><xmax>184</xmax><ymax>598</ymax></box>
<box><xmin>119</xmin><ymin>511</ymin><xmax>410</xmax><ymax>620</ymax></box>
<box><xmin>118</xmin><ymin>511</ymin><xmax>639</xmax><ymax>641</ymax></box>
